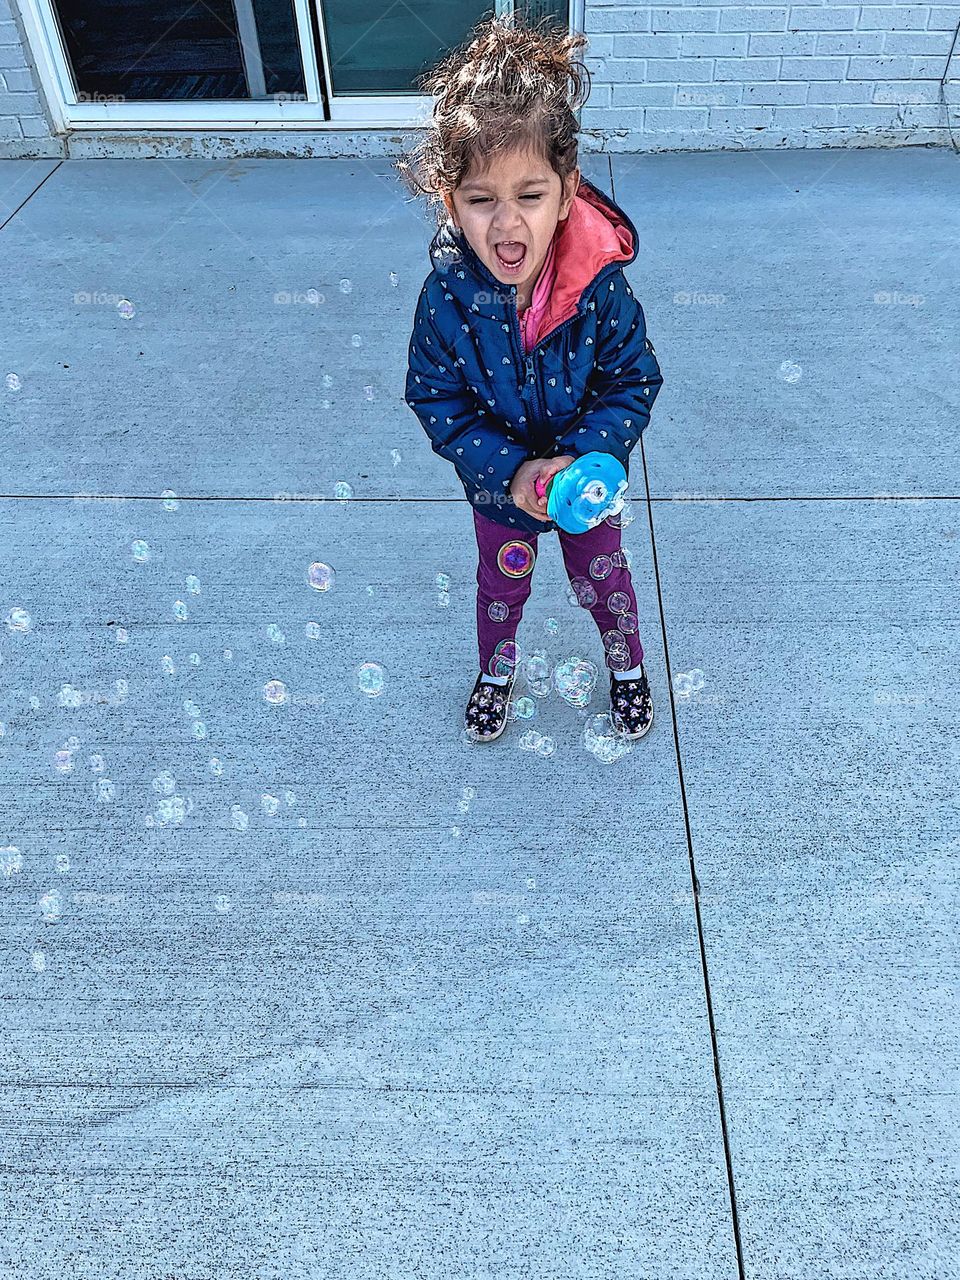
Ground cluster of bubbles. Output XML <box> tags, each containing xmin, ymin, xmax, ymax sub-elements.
<box><xmin>6</xmin><ymin>373</ymin><xmax>22</xmax><ymax>391</ymax></box>
<box><xmin>456</xmin><ymin>784</ymin><xmax>476</xmax><ymax>815</ymax></box>
<box><xmin>518</xmin><ymin>730</ymin><xmax>556</xmax><ymax>757</ymax></box>
<box><xmin>583</xmin><ymin>712</ymin><xmax>634</xmax><ymax>764</ymax></box>
<box><xmin>465</xmin><ymin>640</ymin><xmax>639</xmax><ymax>762</ymax></box>
<box><xmin>182</xmin><ymin>696</ymin><xmax>207</xmax><ymax>739</ymax></box>
<box><xmin>436</xmin><ymin>572</ymin><xmax>450</xmax><ymax>609</ymax></box>
<box><xmin>673</xmin><ymin>668</ymin><xmax>705</xmax><ymax>698</ymax></box>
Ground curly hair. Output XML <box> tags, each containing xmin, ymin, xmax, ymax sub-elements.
<box><xmin>394</xmin><ymin>10</ymin><xmax>592</xmax><ymax>228</ymax></box>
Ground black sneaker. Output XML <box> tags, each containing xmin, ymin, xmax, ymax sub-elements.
<box><xmin>465</xmin><ymin>671</ymin><xmax>515</xmax><ymax>742</ymax></box>
<box><xmin>609</xmin><ymin>665</ymin><xmax>654</xmax><ymax>739</ymax></box>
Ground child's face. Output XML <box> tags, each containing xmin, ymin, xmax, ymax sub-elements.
<box><xmin>443</xmin><ymin>147</ymin><xmax>580</xmax><ymax>305</ymax></box>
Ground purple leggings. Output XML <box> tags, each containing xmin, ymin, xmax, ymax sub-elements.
<box><xmin>473</xmin><ymin>508</ymin><xmax>645</xmax><ymax>677</ymax></box>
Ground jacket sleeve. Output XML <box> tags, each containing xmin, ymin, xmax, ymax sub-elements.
<box><xmin>548</xmin><ymin>269</ymin><xmax>664</xmax><ymax>467</ymax></box>
<box><xmin>404</xmin><ymin>285</ymin><xmax>531</xmax><ymax>498</ymax></box>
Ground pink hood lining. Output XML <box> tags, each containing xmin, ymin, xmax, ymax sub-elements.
<box><xmin>524</xmin><ymin>178</ymin><xmax>635</xmax><ymax>350</ymax></box>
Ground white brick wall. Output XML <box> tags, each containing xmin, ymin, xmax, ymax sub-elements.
<box><xmin>580</xmin><ymin>0</ymin><xmax>959</xmax><ymax>149</ymax></box>
<box><xmin>0</xmin><ymin>0</ymin><xmax>956</xmax><ymax>156</ymax></box>
<box><xmin>0</xmin><ymin>0</ymin><xmax>62</xmax><ymax>156</ymax></box>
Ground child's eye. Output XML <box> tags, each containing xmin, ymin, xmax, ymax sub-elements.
<box><xmin>467</xmin><ymin>195</ymin><xmax>543</xmax><ymax>205</ymax></box>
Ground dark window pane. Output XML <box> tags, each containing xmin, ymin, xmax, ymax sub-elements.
<box><xmin>54</xmin><ymin>0</ymin><xmax>306</xmax><ymax>101</ymax></box>
<box><xmin>323</xmin><ymin>0</ymin><xmax>495</xmax><ymax>96</ymax></box>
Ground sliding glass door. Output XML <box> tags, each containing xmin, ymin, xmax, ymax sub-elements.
<box><xmin>30</xmin><ymin>0</ymin><xmax>573</xmax><ymax>125</ymax></box>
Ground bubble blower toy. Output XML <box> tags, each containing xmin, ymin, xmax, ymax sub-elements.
<box><xmin>533</xmin><ymin>452</ymin><xmax>629</xmax><ymax>534</ymax></box>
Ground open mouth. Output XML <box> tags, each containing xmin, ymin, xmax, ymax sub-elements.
<box><xmin>494</xmin><ymin>242</ymin><xmax>527</xmax><ymax>273</ymax></box>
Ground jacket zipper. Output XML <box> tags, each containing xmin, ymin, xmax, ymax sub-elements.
<box><xmin>512</xmin><ymin>298</ymin><xmax>585</xmax><ymax>424</ymax></box>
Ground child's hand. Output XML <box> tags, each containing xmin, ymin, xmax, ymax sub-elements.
<box><xmin>509</xmin><ymin>459</ymin><xmax>553</xmax><ymax>522</ymax></box>
<box><xmin>534</xmin><ymin>456</ymin><xmax>577</xmax><ymax>511</ymax></box>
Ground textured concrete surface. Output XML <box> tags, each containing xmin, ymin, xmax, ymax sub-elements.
<box><xmin>0</xmin><ymin>148</ymin><xmax>958</xmax><ymax>1279</ymax></box>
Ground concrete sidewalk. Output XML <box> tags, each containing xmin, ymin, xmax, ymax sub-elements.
<box><xmin>0</xmin><ymin>147</ymin><xmax>957</xmax><ymax>1279</ymax></box>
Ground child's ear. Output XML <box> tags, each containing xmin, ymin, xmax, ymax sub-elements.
<box><xmin>442</xmin><ymin>190</ymin><xmax>459</xmax><ymax>227</ymax></box>
<box><xmin>559</xmin><ymin>167</ymin><xmax>580</xmax><ymax>221</ymax></box>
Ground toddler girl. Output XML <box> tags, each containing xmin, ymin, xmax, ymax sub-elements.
<box><xmin>398</xmin><ymin>13</ymin><xmax>664</xmax><ymax>744</ymax></box>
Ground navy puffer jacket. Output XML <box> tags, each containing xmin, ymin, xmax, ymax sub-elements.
<box><xmin>404</xmin><ymin>176</ymin><xmax>664</xmax><ymax>536</ymax></box>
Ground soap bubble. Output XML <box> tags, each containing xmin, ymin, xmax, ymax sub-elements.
<box><xmin>6</xmin><ymin>607</ymin><xmax>31</xmax><ymax>633</ymax></box>
<box><xmin>53</xmin><ymin>750</ymin><xmax>73</xmax><ymax>773</ymax></box>
<box><xmin>161</xmin><ymin>489</ymin><xmax>178</xmax><ymax>512</ymax></box>
<box><xmin>355</xmin><ymin>662</ymin><xmax>385</xmax><ymax>697</ymax></box>
<box><xmin>185</xmin><ymin>575</ymin><xmax>201</xmax><ymax>595</ymax></box>
<box><xmin>1</xmin><ymin>846</ymin><xmax>23</xmax><ymax>876</ymax></box>
<box><xmin>351</xmin><ymin>334</ymin><xmax>362</xmax><ymax>348</ymax></box>
<box><xmin>263</xmin><ymin>680</ymin><xmax>288</xmax><ymax>705</ymax></box>
<box><xmin>339</xmin><ymin>279</ymin><xmax>352</xmax><ymax>294</ymax></box>
<box><xmin>390</xmin><ymin>449</ymin><xmax>401</xmax><ymax>466</ymax></box>
<box><xmin>544</xmin><ymin>617</ymin><xmax>559</xmax><ymax>635</ymax></box>
<box><xmin>173</xmin><ymin>600</ymin><xmax>188</xmax><ymax>621</ymax></box>
<box><xmin>488</xmin><ymin>601</ymin><xmax>509</xmax><ymax>623</ymax></box>
<box><xmin>307</xmin><ymin>562</ymin><xmax>335</xmax><ymax>592</ymax></box>
<box><xmin>261</xmin><ymin>794</ymin><xmax>280</xmax><ymax>816</ymax></box>
<box><xmin>6</xmin><ymin>372</ymin><xmax>22</xmax><ymax>391</ymax></box>
<box><xmin>152</xmin><ymin>770</ymin><xmax>176</xmax><ymax>796</ymax></box>
<box><xmin>230</xmin><ymin>806</ymin><xmax>249</xmax><ymax>831</ymax></box>
<box><xmin>567</xmin><ymin>577</ymin><xmax>598</xmax><ymax>608</ymax></box>
<box><xmin>39</xmin><ymin>890</ymin><xmax>62</xmax><ymax>922</ymax></box>
<box><xmin>525</xmin><ymin>653</ymin><xmax>551</xmax><ymax>698</ymax></box>
<box><xmin>305</xmin><ymin>621</ymin><xmax>321</xmax><ymax>639</ymax></box>
<box><xmin>117</xmin><ymin>298</ymin><xmax>135</xmax><ymax>319</ymax></box>
<box><xmin>131</xmin><ymin>540</ymin><xmax>150</xmax><ymax>563</ymax></box>
<box><xmin>334</xmin><ymin>481</ymin><xmax>353</xmax><ymax>501</ymax></box>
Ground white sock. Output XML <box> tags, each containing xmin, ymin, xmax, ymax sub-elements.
<box><xmin>614</xmin><ymin>661</ymin><xmax>644</xmax><ymax>680</ymax></box>
<box><xmin>480</xmin><ymin>672</ymin><xmax>510</xmax><ymax>686</ymax></box>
